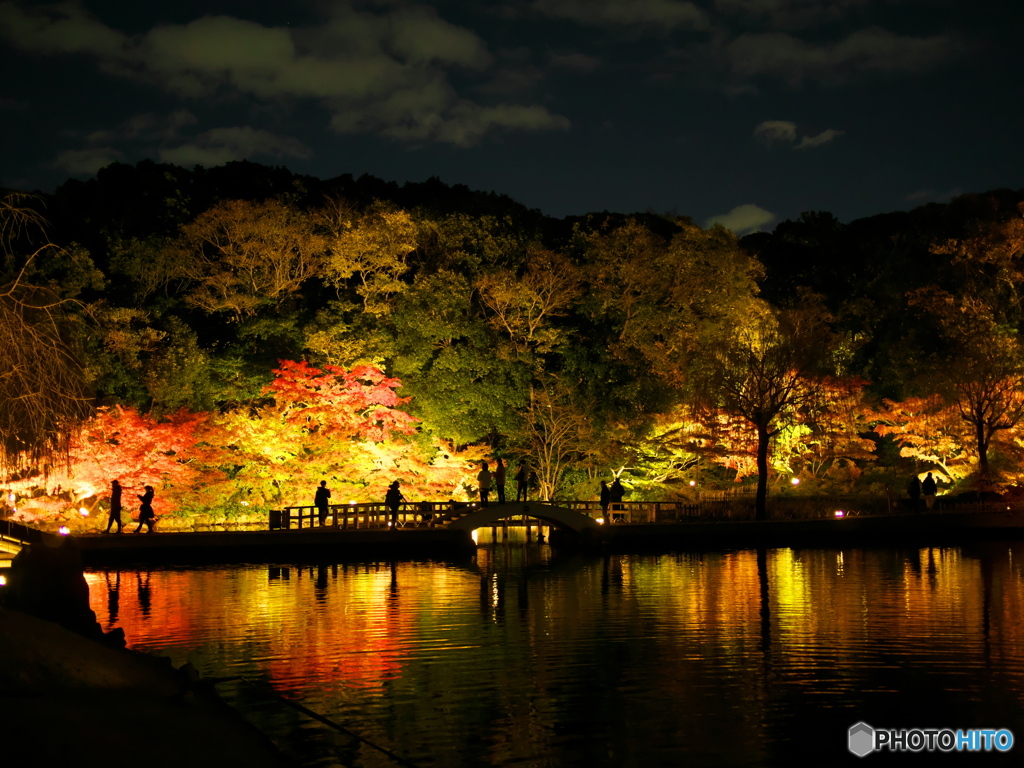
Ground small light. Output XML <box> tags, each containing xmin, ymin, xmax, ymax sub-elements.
<box><xmin>0</xmin><ymin>575</ymin><xmax>6</xmax><ymax>586</ymax></box>
<box><xmin>835</xmin><ymin>511</ymin><xmax>845</xmax><ymax>518</ymax></box>
<box><xmin>349</xmin><ymin>500</ymin><xmax>355</xmax><ymax>505</ymax></box>
<box><xmin>596</xmin><ymin>518</ymin><xmax>605</xmax><ymax>525</ymax></box>
<box><xmin>791</xmin><ymin>478</ymin><xmax>800</xmax><ymax>486</ymax></box>
<box><xmin>7</xmin><ymin>493</ymin><xmax>14</xmax><ymax>503</ymax></box>
<box><xmin>58</xmin><ymin>526</ymin><xmax>70</xmax><ymax>535</ymax></box>
<box><xmin>240</xmin><ymin>501</ymin><xmax>249</xmax><ymax>506</ymax></box>
<box><xmin>79</xmin><ymin>507</ymin><xmax>89</xmax><ymax>517</ymax></box>
<box><xmin>689</xmin><ymin>480</ymin><xmax>696</xmax><ymax>487</ymax></box>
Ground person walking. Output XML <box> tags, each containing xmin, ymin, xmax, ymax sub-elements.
<box><xmin>922</xmin><ymin>472</ymin><xmax>937</xmax><ymax>511</ymax></box>
<box><xmin>135</xmin><ymin>485</ymin><xmax>156</xmax><ymax>534</ymax></box>
<box><xmin>315</xmin><ymin>480</ymin><xmax>331</xmax><ymax>527</ymax></box>
<box><xmin>494</xmin><ymin>458</ymin><xmax>507</xmax><ymax>504</ymax></box>
<box><xmin>515</xmin><ymin>461</ymin><xmax>529</xmax><ymax>502</ymax></box>
<box><xmin>385</xmin><ymin>481</ymin><xmax>406</xmax><ymax>529</ymax></box>
<box><xmin>105</xmin><ymin>479</ymin><xmax>123</xmax><ymax>533</ymax></box>
<box><xmin>477</xmin><ymin>461</ymin><xmax>492</xmax><ymax>507</ymax></box>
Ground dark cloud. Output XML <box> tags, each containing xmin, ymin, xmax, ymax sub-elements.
<box><xmin>725</xmin><ymin>27</ymin><xmax>954</xmax><ymax>85</ymax></box>
<box><xmin>754</xmin><ymin>120</ymin><xmax>843</xmax><ymax>148</ymax></box>
<box><xmin>0</xmin><ymin>0</ymin><xmax>1018</xmax><ymax>227</ymax></box>
<box><xmin>532</xmin><ymin>0</ymin><xmax>710</xmax><ymax>29</ymax></box>
<box><xmin>0</xmin><ymin>1</ymin><xmax>568</xmax><ymax>148</ymax></box>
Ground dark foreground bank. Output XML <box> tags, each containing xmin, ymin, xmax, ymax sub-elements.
<box><xmin>0</xmin><ymin>605</ymin><xmax>291</xmax><ymax>768</ymax></box>
<box><xmin>0</xmin><ymin>536</ymin><xmax>291</xmax><ymax>768</ymax></box>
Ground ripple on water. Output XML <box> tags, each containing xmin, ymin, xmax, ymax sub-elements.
<box><xmin>86</xmin><ymin>545</ymin><xmax>1024</xmax><ymax>767</ymax></box>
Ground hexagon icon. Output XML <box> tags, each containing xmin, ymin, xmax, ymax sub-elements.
<box><xmin>849</xmin><ymin>722</ymin><xmax>875</xmax><ymax>757</ymax></box>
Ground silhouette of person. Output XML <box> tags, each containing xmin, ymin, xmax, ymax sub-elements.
<box><xmin>515</xmin><ymin>461</ymin><xmax>529</xmax><ymax>502</ymax></box>
<box><xmin>610</xmin><ymin>478</ymin><xmax>625</xmax><ymax>518</ymax></box>
<box><xmin>105</xmin><ymin>479</ymin><xmax>123</xmax><ymax>533</ymax></box>
<box><xmin>385</xmin><ymin>481</ymin><xmax>405</xmax><ymax>529</ymax></box>
<box><xmin>135</xmin><ymin>485</ymin><xmax>155</xmax><ymax>533</ymax></box>
<box><xmin>477</xmin><ymin>461</ymin><xmax>492</xmax><ymax>507</ymax></box>
<box><xmin>600</xmin><ymin>480</ymin><xmax>610</xmax><ymax>519</ymax></box>
<box><xmin>494</xmin><ymin>458</ymin><xmax>507</xmax><ymax>504</ymax></box>
<box><xmin>315</xmin><ymin>480</ymin><xmax>331</xmax><ymax>526</ymax></box>
<box><xmin>907</xmin><ymin>475</ymin><xmax>922</xmax><ymax>512</ymax></box>
<box><xmin>922</xmin><ymin>472</ymin><xmax>937</xmax><ymax>510</ymax></box>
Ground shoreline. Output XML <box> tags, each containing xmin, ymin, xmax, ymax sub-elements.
<box><xmin>62</xmin><ymin>509</ymin><xmax>1024</xmax><ymax>566</ymax></box>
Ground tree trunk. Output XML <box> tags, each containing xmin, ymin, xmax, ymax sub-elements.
<box><xmin>755</xmin><ymin>422</ymin><xmax>770</xmax><ymax>521</ymax></box>
<box><xmin>976</xmin><ymin>421</ymin><xmax>990</xmax><ymax>479</ymax></box>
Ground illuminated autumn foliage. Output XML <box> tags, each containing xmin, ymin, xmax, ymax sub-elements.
<box><xmin>4</xmin><ymin>361</ymin><xmax>486</xmax><ymax>526</ymax></box>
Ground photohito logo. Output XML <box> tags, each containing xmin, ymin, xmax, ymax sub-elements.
<box><xmin>848</xmin><ymin>722</ymin><xmax>1014</xmax><ymax>756</ymax></box>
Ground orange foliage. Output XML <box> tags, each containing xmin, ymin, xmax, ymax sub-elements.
<box><xmin>6</xmin><ymin>362</ymin><xmax>489</xmax><ymax>524</ymax></box>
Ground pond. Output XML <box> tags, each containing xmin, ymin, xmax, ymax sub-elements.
<box><xmin>86</xmin><ymin>540</ymin><xmax>1024</xmax><ymax>766</ymax></box>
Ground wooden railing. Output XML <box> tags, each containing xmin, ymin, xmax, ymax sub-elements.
<box><xmin>269</xmin><ymin>500</ymin><xmax>709</xmax><ymax>531</ymax></box>
<box><xmin>0</xmin><ymin>519</ymin><xmax>53</xmax><ymax>555</ymax></box>
<box><xmin>272</xmin><ymin>501</ymin><xmax>464</xmax><ymax>531</ymax></box>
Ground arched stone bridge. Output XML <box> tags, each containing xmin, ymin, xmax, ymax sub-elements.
<box><xmin>445</xmin><ymin>502</ymin><xmax>602</xmax><ymax>533</ymax></box>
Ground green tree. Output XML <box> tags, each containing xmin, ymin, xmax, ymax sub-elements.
<box><xmin>696</xmin><ymin>301</ymin><xmax>840</xmax><ymax>520</ymax></box>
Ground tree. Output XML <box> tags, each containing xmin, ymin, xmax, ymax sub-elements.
<box><xmin>318</xmin><ymin>200</ymin><xmax>418</xmax><ymax>314</ymax></box>
<box><xmin>514</xmin><ymin>376</ymin><xmax>595</xmax><ymax>501</ymax></box>
<box><xmin>581</xmin><ymin>218</ymin><xmax>763</xmax><ymax>386</ymax></box>
<box><xmin>0</xmin><ymin>193</ymin><xmax>92</xmax><ymax>471</ymax></box>
<box><xmin>910</xmin><ymin>288</ymin><xmax>1024</xmax><ymax>480</ymax></box>
<box><xmin>696</xmin><ymin>302</ymin><xmax>839</xmax><ymax>520</ymax></box>
<box><xmin>475</xmin><ymin>248</ymin><xmax>583</xmax><ymax>356</ymax></box>
<box><xmin>171</xmin><ymin>199</ymin><xmax>327</xmax><ymax>320</ymax></box>
<box><xmin>870</xmin><ymin>395</ymin><xmax>973</xmax><ymax>483</ymax></box>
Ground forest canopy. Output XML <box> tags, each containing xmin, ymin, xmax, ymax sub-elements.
<box><xmin>4</xmin><ymin>159</ymin><xmax>1024</xmax><ymax>528</ymax></box>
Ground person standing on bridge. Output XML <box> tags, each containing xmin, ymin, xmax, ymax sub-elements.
<box><xmin>515</xmin><ymin>461</ymin><xmax>529</xmax><ymax>502</ymax></box>
<box><xmin>494</xmin><ymin>458</ymin><xmax>507</xmax><ymax>504</ymax></box>
<box><xmin>922</xmin><ymin>472</ymin><xmax>938</xmax><ymax>511</ymax></box>
<box><xmin>600</xmin><ymin>480</ymin><xmax>610</xmax><ymax>521</ymax></box>
<box><xmin>907</xmin><ymin>474</ymin><xmax>922</xmax><ymax>512</ymax></box>
<box><xmin>385</xmin><ymin>481</ymin><xmax>406</xmax><ymax>529</ymax></box>
<box><xmin>477</xmin><ymin>461</ymin><xmax>492</xmax><ymax>506</ymax></box>
<box><xmin>315</xmin><ymin>480</ymin><xmax>331</xmax><ymax>526</ymax></box>
<box><xmin>610</xmin><ymin>478</ymin><xmax>625</xmax><ymax>517</ymax></box>
<box><xmin>105</xmin><ymin>479</ymin><xmax>123</xmax><ymax>534</ymax></box>
<box><xmin>135</xmin><ymin>485</ymin><xmax>155</xmax><ymax>533</ymax></box>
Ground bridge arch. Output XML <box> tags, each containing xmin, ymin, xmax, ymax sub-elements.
<box><xmin>446</xmin><ymin>502</ymin><xmax>601</xmax><ymax>534</ymax></box>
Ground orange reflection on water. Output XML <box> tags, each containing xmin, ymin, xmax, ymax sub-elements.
<box><xmin>87</xmin><ymin>562</ymin><xmax>483</xmax><ymax>696</ymax></box>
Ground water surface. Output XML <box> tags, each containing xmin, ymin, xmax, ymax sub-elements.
<box><xmin>86</xmin><ymin>543</ymin><xmax>1024</xmax><ymax>766</ymax></box>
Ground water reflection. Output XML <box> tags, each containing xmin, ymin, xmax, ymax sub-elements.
<box><xmin>85</xmin><ymin>544</ymin><xmax>1024</xmax><ymax>767</ymax></box>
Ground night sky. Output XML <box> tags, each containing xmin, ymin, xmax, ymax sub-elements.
<box><xmin>1</xmin><ymin>0</ymin><xmax>1020</xmax><ymax>233</ymax></box>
